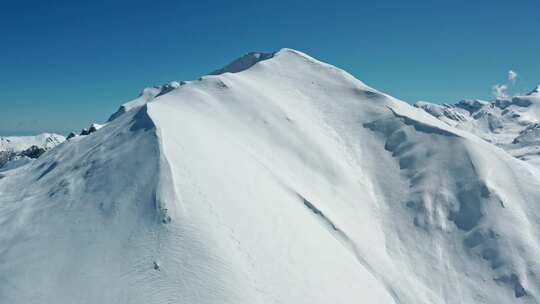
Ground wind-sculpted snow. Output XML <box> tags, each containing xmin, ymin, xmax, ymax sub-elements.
<box><xmin>0</xmin><ymin>106</ymin><xmax>175</xmax><ymax>302</ymax></box>
<box><xmin>365</xmin><ymin>107</ymin><xmax>540</xmax><ymax>300</ymax></box>
<box><xmin>1</xmin><ymin>48</ymin><xmax>540</xmax><ymax>303</ymax></box>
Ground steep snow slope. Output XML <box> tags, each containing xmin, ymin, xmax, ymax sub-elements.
<box><xmin>1</xmin><ymin>49</ymin><xmax>540</xmax><ymax>303</ymax></box>
<box><xmin>0</xmin><ymin>108</ymin><xmax>167</xmax><ymax>303</ymax></box>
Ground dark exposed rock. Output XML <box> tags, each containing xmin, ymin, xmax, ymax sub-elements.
<box><xmin>80</xmin><ymin>124</ymin><xmax>101</xmax><ymax>136</ymax></box>
<box><xmin>108</xmin><ymin>105</ymin><xmax>127</xmax><ymax>122</ymax></box>
<box><xmin>20</xmin><ymin>145</ymin><xmax>46</xmax><ymax>159</ymax></box>
<box><xmin>66</xmin><ymin>132</ymin><xmax>77</xmax><ymax>140</ymax></box>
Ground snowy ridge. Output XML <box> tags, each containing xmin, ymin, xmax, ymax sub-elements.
<box><xmin>1</xmin><ymin>49</ymin><xmax>540</xmax><ymax>303</ymax></box>
<box><xmin>209</xmin><ymin>51</ymin><xmax>275</xmax><ymax>75</ymax></box>
<box><xmin>0</xmin><ymin>105</ymin><xmax>172</xmax><ymax>302</ymax></box>
<box><xmin>107</xmin><ymin>87</ymin><xmax>161</xmax><ymax>122</ymax></box>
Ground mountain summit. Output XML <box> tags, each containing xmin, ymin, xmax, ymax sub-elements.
<box><xmin>209</xmin><ymin>51</ymin><xmax>275</xmax><ymax>75</ymax></box>
<box><xmin>1</xmin><ymin>49</ymin><xmax>539</xmax><ymax>303</ymax></box>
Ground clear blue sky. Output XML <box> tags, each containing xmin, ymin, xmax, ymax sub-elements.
<box><xmin>1</xmin><ymin>0</ymin><xmax>539</xmax><ymax>135</ymax></box>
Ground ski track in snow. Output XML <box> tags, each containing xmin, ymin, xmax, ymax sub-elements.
<box><xmin>297</xmin><ymin>193</ymin><xmax>402</xmax><ymax>303</ymax></box>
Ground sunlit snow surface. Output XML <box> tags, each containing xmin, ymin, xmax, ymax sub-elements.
<box><xmin>1</xmin><ymin>49</ymin><xmax>540</xmax><ymax>303</ymax></box>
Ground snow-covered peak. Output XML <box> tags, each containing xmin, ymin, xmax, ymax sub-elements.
<box><xmin>210</xmin><ymin>48</ymin><xmax>354</xmax><ymax>77</ymax></box>
<box><xmin>107</xmin><ymin>81</ymin><xmax>184</xmax><ymax>122</ymax></box>
<box><xmin>2</xmin><ymin>49</ymin><xmax>540</xmax><ymax>303</ymax></box>
<box><xmin>454</xmin><ymin>99</ymin><xmax>489</xmax><ymax>113</ymax></box>
<box><xmin>108</xmin><ymin>48</ymin><xmax>377</xmax><ymax>123</ymax></box>
<box><xmin>209</xmin><ymin>51</ymin><xmax>275</xmax><ymax>75</ymax></box>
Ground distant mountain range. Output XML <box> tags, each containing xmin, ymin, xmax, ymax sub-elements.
<box><xmin>416</xmin><ymin>85</ymin><xmax>540</xmax><ymax>166</ymax></box>
<box><xmin>0</xmin><ymin>133</ymin><xmax>65</xmax><ymax>170</ymax></box>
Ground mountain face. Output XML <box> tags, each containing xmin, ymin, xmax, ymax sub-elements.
<box><xmin>0</xmin><ymin>133</ymin><xmax>65</xmax><ymax>170</ymax></box>
<box><xmin>1</xmin><ymin>49</ymin><xmax>540</xmax><ymax>303</ymax></box>
<box><xmin>415</xmin><ymin>87</ymin><xmax>540</xmax><ymax>166</ymax></box>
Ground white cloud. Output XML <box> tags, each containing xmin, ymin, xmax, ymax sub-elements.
<box><xmin>508</xmin><ymin>70</ymin><xmax>518</xmax><ymax>83</ymax></box>
<box><xmin>491</xmin><ymin>70</ymin><xmax>519</xmax><ymax>99</ymax></box>
<box><xmin>492</xmin><ymin>84</ymin><xmax>508</xmax><ymax>99</ymax></box>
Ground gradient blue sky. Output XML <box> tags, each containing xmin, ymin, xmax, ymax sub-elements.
<box><xmin>1</xmin><ymin>0</ymin><xmax>539</xmax><ymax>135</ymax></box>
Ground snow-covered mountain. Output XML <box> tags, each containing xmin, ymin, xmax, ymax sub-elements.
<box><xmin>1</xmin><ymin>49</ymin><xmax>540</xmax><ymax>303</ymax></box>
<box><xmin>0</xmin><ymin>133</ymin><xmax>65</xmax><ymax>169</ymax></box>
<box><xmin>416</xmin><ymin>86</ymin><xmax>540</xmax><ymax>166</ymax></box>
<box><xmin>0</xmin><ymin>133</ymin><xmax>65</xmax><ymax>151</ymax></box>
